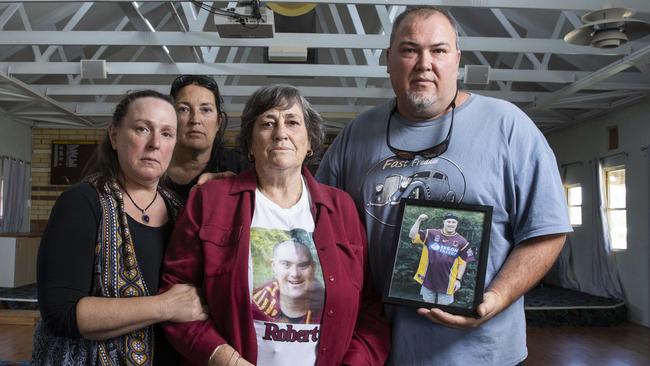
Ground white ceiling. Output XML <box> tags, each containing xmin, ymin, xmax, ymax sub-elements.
<box><xmin>0</xmin><ymin>0</ymin><xmax>649</xmax><ymax>134</ymax></box>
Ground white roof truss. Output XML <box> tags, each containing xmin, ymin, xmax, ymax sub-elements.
<box><xmin>0</xmin><ymin>0</ymin><xmax>647</xmax><ymax>131</ymax></box>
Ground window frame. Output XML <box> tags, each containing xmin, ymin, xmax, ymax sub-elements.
<box><xmin>565</xmin><ymin>183</ymin><xmax>583</xmax><ymax>227</ymax></box>
<box><xmin>0</xmin><ymin>165</ymin><xmax>3</xmax><ymax>220</ymax></box>
<box><xmin>603</xmin><ymin>165</ymin><xmax>627</xmax><ymax>251</ymax></box>
<box><xmin>0</xmin><ymin>176</ymin><xmax>3</xmax><ymax>220</ymax></box>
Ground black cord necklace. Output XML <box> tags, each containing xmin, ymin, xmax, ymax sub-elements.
<box><xmin>121</xmin><ymin>186</ymin><xmax>158</xmax><ymax>224</ymax></box>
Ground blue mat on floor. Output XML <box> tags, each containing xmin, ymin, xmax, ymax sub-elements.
<box><xmin>0</xmin><ymin>284</ymin><xmax>38</xmax><ymax>310</ymax></box>
<box><xmin>0</xmin><ymin>362</ymin><xmax>30</xmax><ymax>365</ymax></box>
<box><xmin>525</xmin><ymin>285</ymin><xmax>626</xmax><ymax>326</ymax></box>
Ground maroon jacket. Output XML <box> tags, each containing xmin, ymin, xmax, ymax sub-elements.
<box><xmin>160</xmin><ymin>168</ymin><xmax>390</xmax><ymax>366</ymax></box>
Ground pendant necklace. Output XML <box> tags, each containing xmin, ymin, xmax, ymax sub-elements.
<box><xmin>122</xmin><ymin>187</ymin><xmax>158</xmax><ymax>224</ymax></box>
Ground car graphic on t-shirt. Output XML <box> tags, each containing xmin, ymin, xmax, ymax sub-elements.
<box><xmin>369</xmin><ymin>170</ymin><xmax>457</xmax><ymax>207</ymax></box>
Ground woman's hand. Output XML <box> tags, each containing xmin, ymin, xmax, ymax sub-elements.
<box><xmin>208</xmin><ymin>344</ymin><xmax>254</xmax><ymax>366</ymax></box>
<box><xmin>158</xmin><ymin>284</ymin><xmax>209</xmax><ymax>322</ymax></box>
<box><xmin>77</xmin><ymin>285</ymin><xmax>208</xmax><ymax>340</ymax></box>
<box><xmin>196</xmin><ymin>171</ymin><xmax>236</xmax><ymax>185</ymax></box>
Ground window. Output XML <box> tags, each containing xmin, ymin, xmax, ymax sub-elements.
<box><xmin>607</xmin><ymin>126</ymin><xmax>619</xmax><ymax>150</ymax></box>
<box><xmin>0</xmin><ymin>175</ymin><xmax>3</xmax><ymax>220</ymax></box>
<box><xmin>604</xmin><ymin>166</ymin><xmax>626</xmax><ymax>250</ymax></box>
<box><xmin>566</xmin><ymin>184</ymin><xmax>582</xmax><ymax>226</ymax></box>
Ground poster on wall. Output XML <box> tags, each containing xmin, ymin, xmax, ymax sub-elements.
<box><xmin>50</xmin><ymin>140</ymin><xmax>98</xmax><ymax>185</ymax></box>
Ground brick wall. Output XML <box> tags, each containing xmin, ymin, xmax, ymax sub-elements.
<box><xmin>223</xmin><ymin>130</ymin><xmax>238</xmax><ymax>148</ymax></box>
<box><xmin>30</xmin><ymin>129</ymin><xmax>239</xmax><ymax>233</ymax></box>
<box><xmin>31</xmin><ymin>128</ymin><xmax>104</xmax><ymax>233</ymax></box>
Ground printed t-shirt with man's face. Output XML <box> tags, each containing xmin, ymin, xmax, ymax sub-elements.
<box><xmin>249</xmin><ymin>178</ymin><xmax>324</xmax><ymax>366</ymax></box>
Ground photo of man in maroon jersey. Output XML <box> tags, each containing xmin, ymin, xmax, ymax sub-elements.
<box><xmin>409</xmin><ymin>212</ymin><xmax>475</xmax><ymax>305</ymax></box>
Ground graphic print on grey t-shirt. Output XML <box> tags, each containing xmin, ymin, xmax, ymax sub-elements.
<box><xmin>362</xmin><ymin>155</ymin><xmax>466</xmax><ymax>227</ymax></box>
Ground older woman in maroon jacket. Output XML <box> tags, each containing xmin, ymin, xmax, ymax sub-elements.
<box><xmin>160</xmin><ymin>84</ymin><xmax>390</xmax><ymax>366</ymax></box>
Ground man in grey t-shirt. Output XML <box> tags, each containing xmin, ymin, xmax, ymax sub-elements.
<box><xmin>316</xmin><ymin>5</ymin><xmax>571</xmax><ymax>366</ymax></box>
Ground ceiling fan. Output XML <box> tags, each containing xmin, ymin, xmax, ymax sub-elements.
<box><xmin>564</xmin><ymin>7</ymin><xmax>650</xmax><ymax>48</ymax></box>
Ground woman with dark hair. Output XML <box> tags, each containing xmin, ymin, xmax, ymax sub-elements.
<box><xmin>160</xmin><ymin>84</ymin><xmax>390</xmax><ymax>366</ymax></box>
<box><xmin>166</xmin><ymin>75</ymin><xmax>246</xmax><ymax>200</ymax></box>
<box><xmin>33</xmin><ymin>90</ymin><xmax>208</xmax><ymax>365</ymax></box>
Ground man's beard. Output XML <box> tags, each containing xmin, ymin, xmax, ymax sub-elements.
<box><xmin>405</xmin><ymin>92</ymin><xmax>437</xmax><ymax>115</ymax></box>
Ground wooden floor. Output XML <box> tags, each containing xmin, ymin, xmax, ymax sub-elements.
<box><xmin>0</xmin><ymin>309</ymin><xmax>39</xmax><ymax>362</ymax></box>
<box><xmin>527</xmin><ymin>323</ymin><xmax>650</xmax><ymax>366</ymax></box>
<box><xmin>1</xmin><ymin>321</ymin><xmax>650</xmax><ymax>364</ymax></box>
<box><xmin>0</xmin><ymin>324</ymin><xmax>33</xmax><ymax>361</ymax></box>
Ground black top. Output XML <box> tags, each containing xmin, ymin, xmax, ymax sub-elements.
<box><xmin>37</xmin><ymin>182</ymin><xmax>177</xmax><ymax>365</ymax></box>
<box><xmin>164</xmin><ymin>147</ymin><xmax>249</xmax><ymax>201</ymax></box>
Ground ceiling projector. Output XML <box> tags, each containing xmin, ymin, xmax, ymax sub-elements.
<box><xmin>214</xmin><ymin>5</ymin><xmax>274</xmax><ymax>38</ymax></box>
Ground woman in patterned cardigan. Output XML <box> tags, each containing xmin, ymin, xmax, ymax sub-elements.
<box><xmin>33</xmin><ymin>90</ymin><xmax>208</xmax><ymax>365</ymax></box>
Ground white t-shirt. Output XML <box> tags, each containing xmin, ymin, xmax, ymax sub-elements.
<box><xmin>249</xmin><ymin>177</ymin><xmax>324</xmax><ymax>366</ymax></box>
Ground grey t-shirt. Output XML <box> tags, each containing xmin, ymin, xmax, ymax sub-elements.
<box><xmin>316</xmin><ymin>93</ymin><xmax>571</xmax><ymax>366</ymax></box>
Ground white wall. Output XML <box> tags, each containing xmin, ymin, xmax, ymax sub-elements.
<box><xmin>0</xmin><ymin>117</ymin><xmax>32</xmax><ymax>160</ymax></box>
<box><xmin>546</xmin><ymin>97</ymin><xmax>650</xmax><ymax>327</ymax></box>
<box><xmin>0</xmin><ymin>237</ymin><xmax>18</xmax><ymax>287</ymax></box>
<box><xmin>0</xmin><ymin>117</ymin><xmax>32</xmax><ymax>232</ymax></box>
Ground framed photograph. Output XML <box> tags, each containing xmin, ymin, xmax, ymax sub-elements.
<box><xmin>383</xmin><ymin>198</ymin><xmax>492</xmax><ymax>317</ymax></box>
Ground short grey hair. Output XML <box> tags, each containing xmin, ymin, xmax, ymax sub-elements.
<box><xmin>272</xmin><ymin>240</ymin><xmax>314</xmax><ymax>263</ymax></box>
<box><xmin>239</xmin><ymin>84</ymin><xmax>325</xmax><ymax>165</ymax></box>
<box><xmin>389</xmin><ymin>6</ymin><xmax>460</xmax><ymax>51</ymax></box>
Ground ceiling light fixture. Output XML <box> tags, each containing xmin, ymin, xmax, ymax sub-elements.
<box><xmin>564</xmin><ymin>7</ymin><xmax>650</xmax><ymax>49</ymax></box>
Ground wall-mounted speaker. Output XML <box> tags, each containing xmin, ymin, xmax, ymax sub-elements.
<box><xmin>463</xmin><ymin>65</ymin><xmax>490</xmax><ymax>84</ymax></box>
<box><xmin>268</xmin><ymin>46</ymin><xmax>308</xmax><ymax>62</ymax></box>
<box><xmin>80</xmin><ymin>59</ymin><xmax>107</xmax><ymax>79</ymax></box>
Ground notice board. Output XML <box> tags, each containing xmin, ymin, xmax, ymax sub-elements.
<box><xmin>50</xmin><ymin>140</ymin><xmax>98</xmax><ymax>185</ymax></box>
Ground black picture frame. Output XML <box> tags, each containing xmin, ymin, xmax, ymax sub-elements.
<box><xmin>383</xmin><ymin>198</ymin><xmax>492</xmax><ymax>317</ymax></box>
